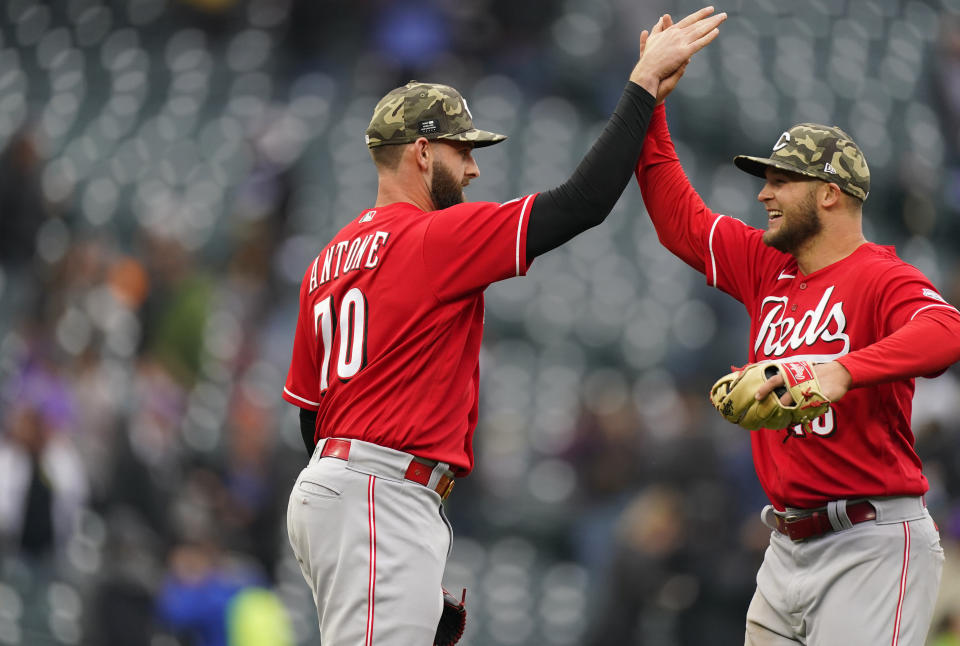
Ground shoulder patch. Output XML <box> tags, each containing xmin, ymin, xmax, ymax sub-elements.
<box><xmin>922</xmin><ymin>288</ymin><xmax>947</xmax><ymax>304</ymax></box>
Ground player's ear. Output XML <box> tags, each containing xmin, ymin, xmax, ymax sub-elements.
<box><xmin>819</xmin><ymin>181</ymin><xmax>842</xmax><ymax>209</ymax></box>
<box><xmin>412</xmin><ymin>138</ymin><xmax>431</xmax><ymax>172</ymax></box>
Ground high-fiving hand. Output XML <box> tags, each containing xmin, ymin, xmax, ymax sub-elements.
<box><xmin>630</xmin><ymin>7</ymin><xmax>726</xmax><ymax>102</ymax></box>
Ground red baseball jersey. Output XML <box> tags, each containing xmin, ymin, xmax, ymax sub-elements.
<box><xmin>636</xmin><ymin>105</ymin><xmax>960</xmax><ymax>509</ymax></box>
<box><xmin>708</xmin><ymin>222</ymin><xmax>948</xmax><ymax>508</ymax></box>
<box><xmin>283</xmin><ymin>196</ymin><xmax>536</xmax><ymax>475</ymax></box>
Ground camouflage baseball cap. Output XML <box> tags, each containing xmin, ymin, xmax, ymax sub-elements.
<box><xmin>365</xmin><ymin>80</ymin><xmax>506</xmax><ymax>149</ymax></box>
<box><xmin>734</xmin><ymin>123</ymin><xmax>870</xmax><ymax>201</ymax></box>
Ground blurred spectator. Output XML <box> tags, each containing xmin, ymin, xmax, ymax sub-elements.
<box><xmin>140</xmin><ymin>234</ymin><xmax>212</xmax><ymax>385</ymax></box>
<box><xmin>932</xmin><ymin>611</ymin><xmax>960</xmax><ymax>646</ymax></box>
<box><xmin>931</xmin><ymin>540</ymin><xmax>960</xmax><ymax>646</ymax></box>
<box><xmin>216</xmin><ymin>390</ymin><xmax>287</xmax><ymax>575</ymax></box>
<box><xmin>83</xmin><ymin>508</ymin><xmax>164</xmax><ymax>646</ymax></box>
<box><xmin>0</xmin><ymin>127</ymin><xmax>47</xmax><ymax>270</ymax></box>
<box><xmin>373</xmin><ymin>1</ymin><xmax>450</xmax><ymax>69</ymax></box>
<box><xmin>0</xmin><ymin>361</ymin><xmax>87</xmax><ymax>561</ymax></box>
<box><xmin>155</xmin><ymin>538</ymin><xmax>292</xmax><ymax>646</ymax></box>
<box><xmin>935</xmin><ymin>14</ymin><xmax>960</xmax><ymax>161</ymax></box>
<box><xmin>582</xmin><ymin>482</ymin><xmax>758</xmax><ymax>646</ymax></box>
<box><xmin>565</xmin><ymin>393</ymin><xmax>646</xmax><ymax>587</ymax></box>
<box><xmin>585</xmin><ymin>484</ymin><xmax>688</xmax><ymax>645</ymax></box>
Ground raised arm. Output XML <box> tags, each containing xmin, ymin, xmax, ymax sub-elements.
<box><xmin>525</xmin><ymin>7</ymin><xmax>726</xmax><ymax>259</ymax></box>
<box><xmin>628</xmin><ymin>10</ymin><xmax>731</xmax><ymax>274</ymax></box>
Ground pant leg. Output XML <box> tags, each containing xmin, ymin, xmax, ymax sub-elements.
<box><xmin>745</xmin><ymin>533</ymin><xmax>805</xmax><ymax>646</ymax></box>
<box><xmin>287</xmin><ymin>457</ymin><xmax>452</xmax><ymax>646</ymax></box>
<box><xmin>804</xmin><ymin>512</ymin><xmax>943</xmax><ymax>646</ymax></box>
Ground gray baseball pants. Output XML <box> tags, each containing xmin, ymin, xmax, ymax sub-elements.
<box><xmin>745</xmin><ymin>496</ymin><xmax>944</xmax><ymax>646</ymax></box>
<box><xmin>287</xmin><ymin>438</ymin><xmax>454</xmax><ymax>646</ymax></box>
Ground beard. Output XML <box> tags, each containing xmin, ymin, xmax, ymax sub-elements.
<box><xmin>762</xmin><ymin>189</ymin><xmax>822</xmax><ymax>254</ymax></box>
<box><xmin>430</xmin><ymin>160</ymin><xmax>465</xmax><ymax>210</ymax></box>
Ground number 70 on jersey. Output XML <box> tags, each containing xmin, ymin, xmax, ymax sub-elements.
<box><xmin>314</xmin><ymin>287</ymin><xmax>368</xmax><ymax>392</ymax></box>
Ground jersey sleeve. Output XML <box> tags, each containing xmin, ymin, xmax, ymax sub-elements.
<box><xmin>283</xmin><ymin>264</ymin><xmax>321</xmax><ymax>410</ymax></box>
<box><xmin>874</xmin><ymin>261</ymin><xmax>960</xmax><ymax>333</ymax></box>
<box><xmin>635</xmin><ymin>104</ymin><xmax>783</xmax><ymax>306</ymax></box>
<box><xmin>422</xmin><ymin>195</ymin><xmax>536</xmax><ymax>302</ymax></box>
<box><xmin>837</xmin><ymin>262</ymin><xmax>960</xmax><ymax>387</ymax></box>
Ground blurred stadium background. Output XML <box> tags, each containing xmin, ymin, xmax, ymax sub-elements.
<box><xmin>1</xmin><ymin>0</ymin><xmax>960</xmax><ymax>644</ymax></box>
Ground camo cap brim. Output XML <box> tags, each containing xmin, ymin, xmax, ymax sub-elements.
<box><xmin>366</xmin><ymin>80</ymin><xmax>506</xmax><ymax>149</ymax></box>
<box><xmin>734</xmin><ymin>155</ymin><xmax>821</xmax><ymax>182</ymax></box>
<box><xmin>434</xmin><ymin>128</ymin><xmax>506</xmax><ymax>148</ymax></box>
<box><xmin>733</xmin><ymin>123</ymin><xmax>870</xmax><ymax>201</ymax></box>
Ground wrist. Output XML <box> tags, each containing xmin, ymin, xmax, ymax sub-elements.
<box><xmin>629</xmin><ymin>69</ymin><xmax>659</xmax><ymax>98</ymax></box>
<box><xmin>828</xmin><ymin>359</ymin><xmax>853</xmax><ymax>386</ymax></box>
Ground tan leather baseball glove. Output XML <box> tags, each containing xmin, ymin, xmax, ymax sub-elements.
<box><xmin>709</xmin><ymin>360</ymin><xmax>831</xmax><ymax>431</ymax></box>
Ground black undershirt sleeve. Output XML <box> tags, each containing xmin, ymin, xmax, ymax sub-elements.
<box><xmin>525</xmin><ymin>82</ymin><xmax>656</xmax><ymax>259</ymax></box>
<box><xmin>299</xmin><ymin>408</ymin><xmax>318</xmax><ymax>457</ymax></box>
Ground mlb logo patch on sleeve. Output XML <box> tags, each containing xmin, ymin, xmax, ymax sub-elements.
<box><xmin>922</xmin><ymin>288</ymin><xmax>947</xmax><ymax>304</ymax></box>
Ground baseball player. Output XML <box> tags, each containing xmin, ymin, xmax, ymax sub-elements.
<box><xmin>281</xmin><ymin>8</ymin><xmax>726</xmax><ymax>646</ymax></box>
<box><xmin>634</xmin><ymin>31</ymin><xmax>960</xmax><ymax>645</ymax></box>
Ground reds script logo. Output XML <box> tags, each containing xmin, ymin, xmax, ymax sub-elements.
<box><xmin>755</xmin><ymin>286</ymin><xmax>850</xmax><ymax>361</ymax></box>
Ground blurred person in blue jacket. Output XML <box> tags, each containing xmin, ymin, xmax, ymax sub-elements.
<box><xmin>155</xmin><ymin>537</ymin><xmax>293</xmax><ymax>646</ymax></box>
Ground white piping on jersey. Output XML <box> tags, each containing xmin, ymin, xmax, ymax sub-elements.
<box><xmin>910</xmin><ymin>303</ymin><xmax>958</xmax><ymax>321</ymax></box>
<box><xmin>707</xmin><ymin>215</ymin><xmax>725</xmax><ymax>288</ymax></box>
<box><xmin>284</xmin><ymin>387</ymin><xmax>320</xmax><ymax>408</ymax></box>
<box><xmin>764</xmin><ymin>351</ymin><xmax>850</xmax><ymax>363</ymax></box>
<box><xmin>515</xmin><ymin>194</ymin><xmax>535</xmax><ymax>276</ymax></box>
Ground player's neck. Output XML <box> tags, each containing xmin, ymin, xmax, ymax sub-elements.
<box><xmin>794</xmin><ymin>228</ymin><xmax>867</xmax><ymax>275</ymax></box>
<box><xmin>374</xmin><ymin>172</ymin><xmax>435</xmax><ymax>211</ymax></box>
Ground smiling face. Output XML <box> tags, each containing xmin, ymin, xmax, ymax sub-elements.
<box><xmin>429</xmin><ymin>140</ymin><xmax>479</xmax><ymax>210</ymax></box>
<box><xmin>758</xmin><ymin>167</ymin><xmax>823</xmax><ymax>255</ymax></box>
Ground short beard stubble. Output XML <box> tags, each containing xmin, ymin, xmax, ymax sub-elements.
<box><xmin>762</xmin><ymin>188</ymin><xmax>822</xmax><ymax>255</ymax></box>
<box><xmin>430</xmin><ymin>160</ymin><xmax>465</xmax><ymax>210</ymax></box>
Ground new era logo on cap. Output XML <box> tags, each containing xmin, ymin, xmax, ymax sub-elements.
<box><xmin>418</xmin><ymin>119</ymin><xmax>439</xmax><ymax>134</ymax></box>
<box><xmin>824</xmin><ymin>162</ymin><xmax>837</xmax><ymax>174</ymax></box>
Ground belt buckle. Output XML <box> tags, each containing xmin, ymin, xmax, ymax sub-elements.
<box><xmin>779</xmin><ymin>513</ymin><xmax>808</xmax><ymax>542</ymax></box>
<box><xmin>439</xmin><ymin>478</ymin><xmax>455</xmax><ymax>501</ymax></box>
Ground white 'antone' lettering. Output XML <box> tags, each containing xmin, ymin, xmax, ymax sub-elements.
<box><xmin>332</xmin><ymin>241</ymin><xmax>350</xmax><ymax>279</ymax></box>
<box><xmin>754</xmin><ymin>286</ymin><xmax>850</xmax><ymax>358</ymax></box>
<box><xmin>365</xmin><ymin>232</ymin><xmax>389</xmax><ymax>269</ymax></box>
<box><xmin>343</xmin><ymin>235</ymin><xmax>374</xmax><ymax>273</ymax></box>
<box><xmin>315</xmin><ymin>231</ymin><xmax>390</xmax><ymax>288</ymax></box>
<box><xmin>308</xmin><ymin>255</ymin><xmax>320</xmax><ymax>293</ymax></box>
<box><xmin>320</xmin><ymin>247</ymin><xmax>334</xmax><ymax>285</ymax></box>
